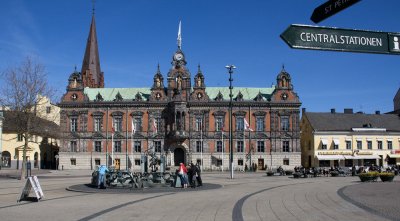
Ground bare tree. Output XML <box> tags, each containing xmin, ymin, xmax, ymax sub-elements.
<box><xmin>0</xmin><ymin>56</ymin><xmax>55</xmax><ymax>179</ymax></box>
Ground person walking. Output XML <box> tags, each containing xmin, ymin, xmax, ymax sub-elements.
<box><xmin>98</xmin><ymin>165</ymin><xmax>109</xmax><ymax>189</ymax></box>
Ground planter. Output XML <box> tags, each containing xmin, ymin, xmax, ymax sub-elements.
<box><xmin>266</xmin><ymin>171</ymin><xmax>274</xmax><ymax>176</ymax></box>
<box><xmin>285</xmin><ymin>170</ymin><xmax>293</xmax><ymax>176</ymax></box>
<box><xmin>330</xmin><ymin>171</ymin><xmax>339</xmax><ymax>177</ymax></box>
<box><xmin>358</xmin><ymin>172</ymin><xmax>379</xmax><ymax>182</ymax></box>
<box><xmin>380</xmin><ymin>173</ymin><xmax>395</xmax><ymax>182</ymax></box>
<box><xmin>293</xmin><ymin>172</ymin><xmax>301</xmax><ymax>179</ymax></box>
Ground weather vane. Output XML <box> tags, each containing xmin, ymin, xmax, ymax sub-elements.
<box><xmin>92</xmin><ymin>0</ymin><xmax>96</xmax><ymax>15</ymax></box>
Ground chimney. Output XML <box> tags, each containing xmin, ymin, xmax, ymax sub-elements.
<box><xmin>302</xmin><ymin>108</ymin><xmax>306</xmax><ymax>114</ymax></box>
<box><xmin>330</xmin><ymin>108</ymin><xmax>336</xmax><ymax>114</ymax></box>
<box><xmin>344</xmin><ymin>108</ymin><xmax>353</xmax><ymax>114</ymax></box>
<box><xmin>375</xmin><ymin>110</ymin><xmax>380</xmax><ymax>115</ymax></box>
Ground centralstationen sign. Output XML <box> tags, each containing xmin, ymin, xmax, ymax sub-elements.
<box><xmin>280</xmin><ymin>24</ymin><xmax>400</xmax><ymax>55</ymax></box>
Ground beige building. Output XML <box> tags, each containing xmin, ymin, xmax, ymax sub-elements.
<box><xmin>301</xmin><ymin>109</ymin><xmax>400</xmax><ymax>168</ymax></box>
<box><xmin>1</xmin><ymin>97</ymin><xmax>60</xmax><ymax>170</ymax></box>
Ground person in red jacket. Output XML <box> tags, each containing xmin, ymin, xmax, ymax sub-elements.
<box><xmin>178</xmin><ymin>163</ymin><xmax>188</xmax><ymax>188</ymax></box>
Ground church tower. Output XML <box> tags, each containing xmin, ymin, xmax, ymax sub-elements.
<box><xmin>81</xmin><ymin>11</ymin><xmax>104</xmax><ymax>88</ymax></box>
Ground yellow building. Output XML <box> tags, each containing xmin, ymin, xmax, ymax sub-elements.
<box><xmin>301</xmin><ymin>109</ymin><xmax>400</xmax><ymax>168</ymax></box>
<box><xmin>1</xmin><ymin>111</ymin><xmax>59</xmax><ymax>170</ymax></box>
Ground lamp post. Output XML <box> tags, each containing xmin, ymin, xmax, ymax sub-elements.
<box><xmin>225</xmin><ymin>65</ymin><xmax>236</xmax><ymax>179</ymax></box>
<box><xmin>0</xmin><ymin>111</ymin><xmax>4</xmax><ymax>169</ymax></box>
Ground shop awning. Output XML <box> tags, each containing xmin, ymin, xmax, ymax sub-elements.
<box><xmin>321</xmin><ymin>139</ymin><xmax>328</xmax><ymax>145</ymax></box>
<box><xmin>344</xmin><ymin>155</ymin><xmax>356</xmax><ymax>159</ymax></box>
<box><xmin>333</xmin><ymin>139</ymin><xmax>340</xmax><ymax>145</ymax></box>
<box><xmin>388</xmin><ymin>154</ymin><xmax>400</xmax><ymax>158</ymax></box>
<box><xmin>354</xmin><ymin>155</ymin><xmax>381</xmax><ymax>160</ymax></box>
<box><xmin>316</xmin><ymin>155</ymin><xmax>345</xmax><ymax>160</ymax></box>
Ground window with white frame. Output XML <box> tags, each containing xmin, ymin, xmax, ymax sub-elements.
<box><xmin>378</xmin><ymin>141</ymin><xmax>383</xmax><ymax>150</ymax></box>
<box><xmin>195</xmin><ymin>117</ymin><xmax>203</xmax><ymax>131</ymax></box>
<box><xmin>281</xmin><ymin>116</ymin><xmax>289</xmax><ymax>131</ymax></box>
<box><xmin>113</xmin><ymin>116</ymin><xmax>123</xmax><ymax>132</ymax></box>
<box><xmin>283</xmin><ymin>141</ymin><xmax>290</xmax><ymax>152</ymax></box>
<box><xmin>257</xmin><ymin>140</ymin><xmax>265</xmax><ymax>152</ymax></box>
<box><xmin>215</xmin><ymin>116</ymin><xmax>223</xmax><ymax>132</ymax></box>
<box><xmin>388</xmin><ymin>141</ymin><xmax>393</xmax><ymax>150</ymax></box>
<box><xmin>95</xmin><ymin>141</ymin><xmax>101</xmax><ymax>152</ymax></box>
<box><xmin>367</xmin><ymin>141</ymin><xmax>372</xmax><ymax>150</ymax></box>
<box><xmin>134</xmin><ymin>141</ymin><xmax>141</xmax><ymax>152</ymax></box>
<box><xmin>196</xmin><ymin>141</ymin><xmax>203</xmax><ymax>152</ymax></box>
<box><xmin>154</xmin><ymin>141</ymin><xmax>161</xmax><ymax>152</ymax></box>
<box><xmin>357</xmin><ymin>141</ymin><xmax>362</xmax><ymax>150</ymax></box>
<box><xmin>114</xmin><ymin>141</ymin><xmax>121</xmax><ymax>152</ymax></box>
<box><xmin>216</xmin><ymin>141</ymin><xmax>222</xmax><ymax>152</ymax></box>
<box><xmin>133</xmin><ymin>117</ymin><xmax>142</xmax><ymax>132</ymax></box>
<box><xmin>237</xmin><ymin>141</ymin><xmax>244</xmax><ymax>152</ymax></box>
<box><xmin>346</xmin><ymin>141</ymin><xmax>351</xmax><ymax>150</ymax></box>
<box><xmin>70</xmin><ymin>117</ymin><xmax>78</xmax><ymax>132</ymax></box>
<box><xmin>256</xmin><ymin>117</ymin><xmax>264</xmax><ymax>132</ymax></box>
<box><xmin>236</xmin><ymin>117</ymin><xmax>244</xmax><ymax>131</ymax></box>
<box><xmin>94</xmin><ymin>117</ymin><xmax>102</xmax><ymax>132</ymax></box>
<box><xmin>70</xmin><ymin>141</ymin><xmax>77</xmax><ymax>152</ymax></box>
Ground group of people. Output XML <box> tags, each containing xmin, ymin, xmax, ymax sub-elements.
<box><xmin>177</xmin><ymin>162</ymin><xmax>203</xmax><ymax>188</ymax></box>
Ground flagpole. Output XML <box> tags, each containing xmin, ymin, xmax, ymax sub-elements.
<box><xmin>200</xmin><ymin>119</ymin><xmax>203</xmax><ymax>172</ymax></box>
<box><xmin>111</xmin><ymin>132</ymin><xmax>114</xmax><ymax>167</ymax></box>
<box><xmin>221</xmin><ymin>129</ymin><xmax>224</xmax><ymax>172</ymax></box>
<box><xmin>131</xmin><ymin>119</ymin><xmax>135</xmax><ymax>171</ymax></box>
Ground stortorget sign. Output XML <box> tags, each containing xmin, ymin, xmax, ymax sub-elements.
<box><xmin>311</xmin><ymin>0</ymin><xmax>361</xmax><ymax>24</ymax></box>
<box><xmin>280</xmin><ymin>24</ymin><xmax>400</xmax><ymax>55</ymax></box>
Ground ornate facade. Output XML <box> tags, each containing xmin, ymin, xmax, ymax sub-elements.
<box><xmin>58</xmin><ymin>14</ymin><xmax>302</xmax><ymax>170</ymax></box>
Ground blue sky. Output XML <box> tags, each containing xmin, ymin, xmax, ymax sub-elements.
<box><xmin>0</xmin><ymin>0</ymin><xmax>399</xmax><ymax>114</ymax></box>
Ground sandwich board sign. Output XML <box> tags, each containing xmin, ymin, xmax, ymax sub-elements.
<box><xmin>18</xmin><ymin>176</ymin><xmax>44</xmax><ymax>202</ymax></box>
<box><xmin>281</xmin><ymin>24</ymin><xmax>400</xmax><ymax>55</ymax></box>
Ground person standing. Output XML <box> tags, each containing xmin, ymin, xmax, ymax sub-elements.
<box><xmin>98</xmin><ymin>165</ymin><xmax>109</xmax><ymax>189</ymax></box>
<box><xmin>178</xmin><ymin>163</ymin><xmax>188</xmax><ymax>188</ymax></box>
<box><xmin>195</xmin><ymin>163</ymin><xmax>203</xmax><ymax>187</ymax></box>
<box><xmin>189</xmin><ymin>163</ymin><xmax>197</xmax><ymax>188</ymax></box>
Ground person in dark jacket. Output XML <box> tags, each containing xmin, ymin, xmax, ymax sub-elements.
<box><xmin>189</xmin><ymin>163</ymin><xmax>197</xmax><ymax>188</ymax></box>
<box><xmin>195</xmin><ymin>163</ymin><xmax>203</xmax><ymax>187</ymax></box>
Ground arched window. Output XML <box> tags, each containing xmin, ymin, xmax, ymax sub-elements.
<box><xmin>34</xmin><ymin>152</ymin><xmax>39</xmax><ymax>168</ymax></box>
<box><xmin>1</xmin><ymin>151</ymin><xmax>11</xmax><ymax>168</ymax></box>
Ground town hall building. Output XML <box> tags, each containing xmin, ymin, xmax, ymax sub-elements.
<box><xmin>58</xmin><ymin>13</ymin><xmax>302</xmax><ymax>171</ymax></box>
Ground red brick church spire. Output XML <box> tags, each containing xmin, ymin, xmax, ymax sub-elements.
<box><xmin>81</xmin><ymin>10</ymin><xmax>104</xmax><ymax>88</ymax></box>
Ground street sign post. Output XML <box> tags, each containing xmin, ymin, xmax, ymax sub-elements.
<box><xmin>280</xmin><ymin>24</ymin><xmax>400</xmax><ymax>55</ymax></box>
<box><xmin>311</xmin><ymin>0</ymin><xmax>361</xmax><ymax>23</ymax></box>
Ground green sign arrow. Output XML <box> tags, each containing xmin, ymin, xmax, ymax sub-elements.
<box><xmin>280</xmin><ymin>24</ymin><xmax>400</xmax><ymax>55</ymax></box>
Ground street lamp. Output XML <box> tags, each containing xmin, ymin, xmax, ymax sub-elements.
<box><xmin>225</xmin><ymin>65</ymin><xmax>236</xmax><ymax>179</ymax></box>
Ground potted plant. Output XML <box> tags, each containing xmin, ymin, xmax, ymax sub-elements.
<box><xmin>293</xmin><ymin>172</ymin><xmax>302</xmax><ymax>178</ymax></box>
<box><xmin>358</xmin><ymin>171</ymin><xmax>379</xmax><ymax>182</ymax></box>
<box><xmin>266</xmin><ymin>170</ymin><xmax>274</xmax><ymax>176</ymax></box>
<box><xmin>285</xmin><ymin>170</ymin><xmax>293</xmax><ymax>176</ymax></box>
<box><xmin>330</xmin><ymin>171</ymin><xmax>339</xmax><ymax>177</ymax></box>
<box><xmin>379</xmin><ymin>172</ymin><xmax>395</xmax><ymax>182</ymax></box>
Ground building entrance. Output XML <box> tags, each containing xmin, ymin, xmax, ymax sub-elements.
<box><xmin>174</xmin><ymin>148</ymin><xmax>185</xmax><ymax>166</ymax></box>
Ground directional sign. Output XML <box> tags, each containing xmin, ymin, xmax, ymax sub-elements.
<box><xmin>280</xmin><ymin>24</ymin><xmax>400</xmax><ymax>55</ymax></box>
<box><xmin>311</xmin><ymin>0</ymin><xmax>361</xmax><ymax>23</ymax></box>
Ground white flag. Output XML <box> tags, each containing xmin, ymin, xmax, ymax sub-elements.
<box><xmin>131</xmin><ymin>120</ymin><xmax>135</xmax><ymax>135</ymax></box>
<box><xmin>244</xmin><ymin>118</ymin><xmax>253</xmax><ymax>131</ymax></box>
<box><xmin>177</xmin><ymin>20</ymin><xmax>182</xmax><ymax>48</ymax></box>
